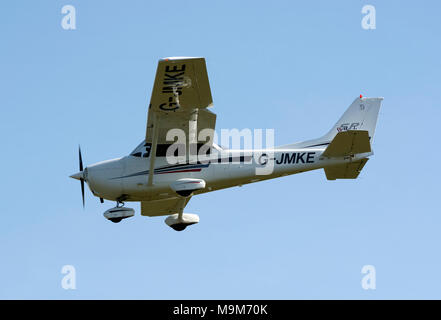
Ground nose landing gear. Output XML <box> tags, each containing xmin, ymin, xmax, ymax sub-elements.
<box><xmin>103</xmin><ymin>201</ymin><xmax>135</xmax><ymax>223</ymax></box>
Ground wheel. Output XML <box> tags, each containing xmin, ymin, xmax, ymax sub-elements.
<box><xmin>170</xmin><ymin>223</ymin><xmax>188</xmax><ymax>231</ymax></box>
<box><xmin>176</xmin><ymin>190</ymin><xmax>193</xmax><ymax>197</ymax></box>
<box><xmin>109</xmin><ymin>218</ymin><xmax>122</xmax><ymax>223</ymax></box>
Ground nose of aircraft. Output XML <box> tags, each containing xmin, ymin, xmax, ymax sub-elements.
<box><xmin>70</xmin><ymin>167</ymin><xmax>88</xmax><ymax>208</ymax></box>
<box><xmin>84</xmin><ymin>159</ymin><xmax>125</xmax><ymax>201</ymax></box>
<box><xmin>70</xmin><ymin>171</ymin><xmax>84</xmax><ymax>180</ymax></box>
<box><xmin>69</xmin><ymin>152</ymin><xmax>124</xmax><ymax>204</ymax></box>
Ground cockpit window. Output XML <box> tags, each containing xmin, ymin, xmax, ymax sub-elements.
<box><xmin>130</xmin><ymin>140</ymin><xmax>216</xmax><ymax>157</ymax></box>
<box><xmin>130</xmin><ymin>140</ymin><xmax>151</xmax><ymax>158</ymax></box>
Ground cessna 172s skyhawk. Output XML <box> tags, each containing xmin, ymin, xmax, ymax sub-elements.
<box><xmin>70</xmin><ymin>57</ymin><xmax>383</xmax><ymax>231</ymax></box>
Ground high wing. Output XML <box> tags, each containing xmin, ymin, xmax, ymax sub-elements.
<box><xmin>144</xmin><ymin>57</ymin><xmax>216</xmax><ymax>186</ymax></box>
<box><xmin>145</xmin><ymin>57</ymin><xmax>216</xmax><ymax>148</ymax></box>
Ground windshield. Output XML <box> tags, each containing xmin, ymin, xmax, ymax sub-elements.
<box><xmin>130</xmin><ymin>140</ymin><xmax>151</xmax><ymax>158</ymax></box>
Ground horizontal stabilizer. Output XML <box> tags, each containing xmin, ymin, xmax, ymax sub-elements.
<box><xmin>322</xmin><ymin>130</ymin><xmax>371</xmax><ymax>158</ymax></box>
<box><xmin>324</xmin><ymin>158</ymin><xmax>368</xmax><ymax>180</ymax></box>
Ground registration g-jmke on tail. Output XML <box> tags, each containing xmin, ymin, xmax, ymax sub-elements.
<box><xmin>70</xmin><ymin>57</ymin><xmax>383</xmax><ymax>231</ymax></box>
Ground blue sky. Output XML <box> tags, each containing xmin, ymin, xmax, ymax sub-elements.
<box><xmin>0</xmin><ymin>0</ymin><xmax>440</xmax><ymax>299</ymax></box>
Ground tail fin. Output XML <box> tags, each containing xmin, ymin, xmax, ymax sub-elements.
<box><xmin>321</xmin><ymin>96</ymin><xmax>383</xmax><ymax>180</ymax></box>
<box><xmin>322</xmin><ymin>96</ymin><xmax>383</xmax><ymax>144</ymax></box>
<box><xmin>276</xmin><ymin>96</ymin><xmax>383</xmax><ymax>150</ymax></box>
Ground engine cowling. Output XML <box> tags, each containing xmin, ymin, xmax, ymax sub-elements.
<box><xmin>170</xmin><ymin>178</ymin><xmax>206</xmax><ymax>197</ymax></box>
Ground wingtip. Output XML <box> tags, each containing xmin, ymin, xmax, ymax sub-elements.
<box><xmin>160</xmin><ymin>56</ymin><xmax>203</xmax><ymax>62</ymax></box>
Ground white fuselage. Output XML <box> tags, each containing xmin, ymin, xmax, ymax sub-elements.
<box><xmin>84</xmin><ymin>147</ymin><xmax>372</xmax><ymax>202</ymax></box>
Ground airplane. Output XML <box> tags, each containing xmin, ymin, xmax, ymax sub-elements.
<box><xmin>70</xmin><ymin>57</ymin><xmax>383</xmax><ymax>231</ymax></box>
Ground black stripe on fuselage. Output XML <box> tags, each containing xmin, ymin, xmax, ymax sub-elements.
<box><xmin>302</xmin><ymin>142</ymin><xmax>330</xmax><ymax>148</ymax></box>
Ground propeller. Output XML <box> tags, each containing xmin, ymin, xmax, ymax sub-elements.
<box><xmin>70</xmin><ymin>145</ymin><xmax>86</xmax><ymax>208</ymax></box>
<box><xmin>79</xmin><ymin>146</ymin><xmax>85</xmax><ymax>208</ymax></box>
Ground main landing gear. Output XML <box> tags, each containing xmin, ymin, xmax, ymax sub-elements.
<box><xmin>165</xmin><ymin>179</ymin><xmax>205</xmax><ymax>231</ymax></box>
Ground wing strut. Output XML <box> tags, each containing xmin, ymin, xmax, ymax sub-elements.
<box><xmin>188</xmin><ymin>108</ymin><xmax>198</xmax><ymax>163</ymax></box>
<box><xmin>147</xmin><ymin>112</ymin><xmax>159</xmax><ymax>186</ymax></box>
